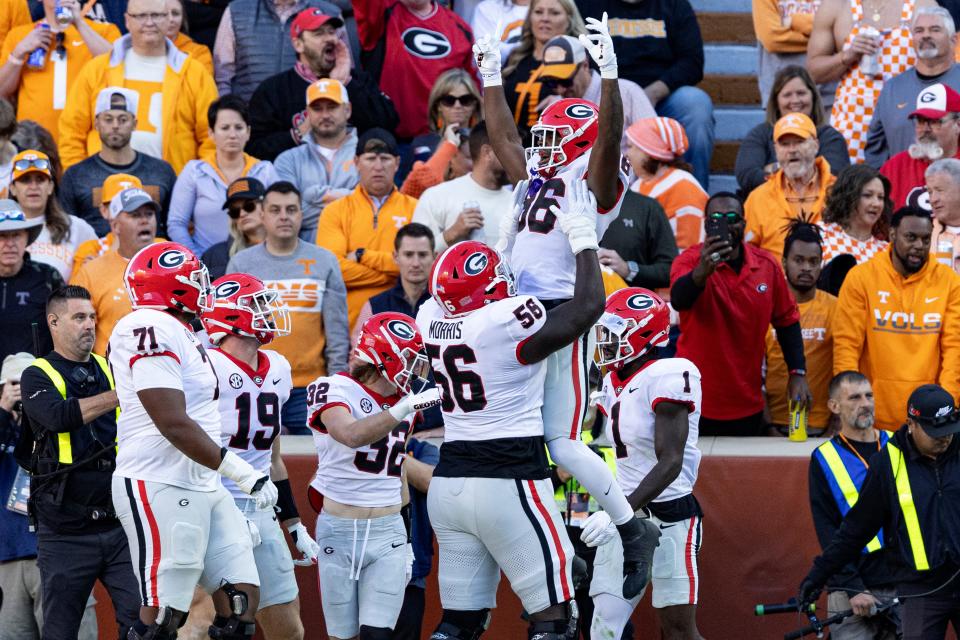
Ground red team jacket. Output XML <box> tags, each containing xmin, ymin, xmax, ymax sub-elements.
<box><xmin>355</xmin><ymin>0</ymin><xmax>477</xmax><ymax>140</ymax></box>
<box><xmin>880</xmin><ymin>149</ymin><xmax>960</xmax><ymax>211</ymax></box>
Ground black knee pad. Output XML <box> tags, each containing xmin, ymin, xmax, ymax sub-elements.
<box><xmin>359</xmin><ymin>625</ymin><xmax>394</xmax><ymax>640</ymax></box>
<box><xmin>430</xmin><ymin>609</ymin><xmax>491</xmax><ymax>640</ymax></box>
<box><xmin>528</xmin><ymin>601</ymin><xmax>578</xmax><ymax>640</ymax></box>
<box><xmin>207</xmin><ymin>616</ymin><xmax>255</xmax><ymax>640</ymax></box>
<box><xmin>127</xmin><ymin>607</ymin><xmax>188</xmax><ymax>640</ymax></box>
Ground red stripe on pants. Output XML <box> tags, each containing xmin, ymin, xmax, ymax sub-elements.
<box><xmin>568</xmin><ymin>337</ymin><xmax>583</xmax><ymax>439</ymax></box>
<box><xmin>137</xmin><ymin>480</ymin><xmax>162</xmax><ymax>606</ymax></box>
<box><xmin>685</xmin><ymin>516</ymin><xmax>697</xmax><ymax>604</ymax></box>
<box><xmin>527</xmin><ymin>480</ymin><xmax>572</xmax><ymax>601</ymax></box>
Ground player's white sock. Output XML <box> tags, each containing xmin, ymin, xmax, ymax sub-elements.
<box><xmin>547</xmin><ymin>438</ymin><xmax>634</xmax><ymax>525</ymax></box>
<box><xmin>591</xmin><ymin>593</ymin><xmax>636</xmax><ymax>639</ymax></box>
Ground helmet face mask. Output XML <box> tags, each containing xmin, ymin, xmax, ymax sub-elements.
<box><xmin>595</xmin><ymin>313</ymin><xmax>638</xmax><ymax>370</ymax></box>
<box><xmin>242</xmin><ymin>288</ymin><xmax>291</xmax><ymax>337</ymax></box>
<box><xmin>525</xmin><ymin>98</ymin><xmax>600</xmax><ymax>177</ymax></box>
<box><xmin>526</xmin><ymin>123</ymin><xmax>574</xmax><ymax>174</ymax></box>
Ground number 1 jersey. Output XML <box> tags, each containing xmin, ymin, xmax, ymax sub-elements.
<box><xmin>208</xmin><ymin>348</ymin><xmax>292</xmax><ymax>500</ymax></box>
<box><xmin>108</xmin><ymin>308</ymin><xmax>223</xmax><ymax>491</ymax></box>
<box><xmin>511</xmin><ymin>151</ymin><xmax>627</xmax><ymax>300</ymax></box>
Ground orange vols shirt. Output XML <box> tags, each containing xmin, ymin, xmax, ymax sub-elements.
<box><xmin>765</xmin><ymin>289</ymin><xmax>837</xmax><ymax>429</ymax></box>
<box><xmin>631</xmin><ymin>167</ymin><xmax>706</xmax><ymax>250</ymax></box>
<box><xmin>1</xmin><ymin>19</ymin><xmax>120</xmax><ymax>141</ymax></box>
<box><xmin>69</xmin><ymin>249</ymin><xmax>131</xmax><ymax>355</ymax></box>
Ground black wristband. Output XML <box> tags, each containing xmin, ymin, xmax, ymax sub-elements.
<box><xmin>400</xmin><ymin>503</ymin><xmax>412</xmax><ymax>542</ymax></box>
<box><xmin>274</xmin><ymin>478</ymin><xmax>299</xmax><ymax>523</ymax></box>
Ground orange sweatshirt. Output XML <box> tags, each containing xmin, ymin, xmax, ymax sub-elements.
<box><xmin>833</xmin><ymin>247</ymin><xmax>960</xmax><ymax>429</ymax></box>
<box><xmin>752</xmin><ymin>0</ymin><xmax>821</xmax><ymax>54</ymax></box>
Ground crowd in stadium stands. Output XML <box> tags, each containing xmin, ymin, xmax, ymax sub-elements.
<box><xmin>1</xmin><ymin>0</ymin><xmax>960</xmax><ymax>636</ymax></box>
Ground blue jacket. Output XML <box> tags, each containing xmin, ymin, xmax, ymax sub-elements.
<box><xmin>0</xmin><ymin>410</ymin><xmax>36</xmax><ymax>562</ymax></box>
<box><xmin>407</xmin><ymin>437</ymin><xmax>439</xmax><ymax>583</ymax></box>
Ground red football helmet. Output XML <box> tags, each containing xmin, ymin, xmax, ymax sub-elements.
<box><xmin>526</xmin><ymin>98</ymin><xmax>599</xmax><ymax>177</ymax></box>
<box><xmin>429</xmin><ymin>241</ymin><xmax>515</xmax><ymax>317</ymax></box>
<box><xmin>595</xmin><ymin>288</ymin><xmax>670</xmax><ymax>371</ymax></box>
<box><xmin>355</xmin><ymin>312</ymin><xmax>429</xmax><ymax>393</ymax></box>
<box><xmin>124</xmin><ymin>242</ymin><xmax>212</xmax><ymax>314</ymax></box>
<box><xmin>201</xmin><ymin>274</ymin><xmax>291</xmax><ymax>345</ymax></box>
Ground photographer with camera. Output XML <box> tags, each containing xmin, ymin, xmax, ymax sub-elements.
<box><xmin>19</xmin><ymin>285</ymin><xmax>139</xmax><ymax>639</ymax></box>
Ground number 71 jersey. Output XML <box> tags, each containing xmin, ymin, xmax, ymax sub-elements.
<box><xmin>208</xmin><ymin>348</ymin><xmax>292</xmax><ymax>500</ymax></box>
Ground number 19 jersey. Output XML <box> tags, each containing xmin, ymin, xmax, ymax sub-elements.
<box><xmin>511</xmin><ymin>152</ymin><xmax>627</xmax><ymax>300</ymax></box>
<box><xmin>208</xmin><ymin>348</ymin><xmax>292</xmax><ymax>500</ymax></box>
<box><xmin>306</xmin><ymin>373</ymin><xmax>410</xmax><ymax>508</ymax></box>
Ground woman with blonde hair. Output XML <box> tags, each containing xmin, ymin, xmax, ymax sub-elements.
<box><xmin>200</xmin><ymin>177</ymin><xmax>266</xmax><ymax>280</ymax></box>
<box><xmin>502</xmin><ymin>0</ymin><xmax>586</xmax><ymax>129</ymax></box>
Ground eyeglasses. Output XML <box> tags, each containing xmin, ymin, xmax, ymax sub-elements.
<box><xmin>438</xmin><ymin>94</ymin><xmax>477</xmax><ymax>108</ymax></box>
<box><xmin>126</xmin><ymin>12</ymin><xmax>168</xmax><ymax>23</ymax></box>
<box><xmin>228</xmin><ymin>200</ymin><xmax>260</xmax><ymax>218</ymax></box>
<box><xmin>708</xmin><ymin>211</ymin><xmax>742</xmax><ymax>222</ymax></box>
<box><xmin>13</xmin><ymin>158</ymin><xmax>50</xmax><ymax>173</ymax></box>
<box><xmin>0</xmin><ymin>211</ymin><xmax>27</xmax><ymax>222</ymax></box>
<box><xmin>915</xmin><ymin>116</ymin><xmax>957</xmax><ymax>129</ymax></box>
<box><xmin>542</xmin><ymin>76</ymin><xmax>575</xmax><ymax>90</ymax></box>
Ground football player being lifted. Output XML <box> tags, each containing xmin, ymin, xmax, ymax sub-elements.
<box><xmin>418</xmin><ymin>180</ymin><xmax>652</xmax><ymax>640</ymax></box>
<box><xmin>200</xmin><ymin>273</ymin><xmax>320</xmax><ymax>640</ymax></box>
<box><xmin>582</xmin><ymin>289</ymin><xmax>705</xmax><ymax>640</ymax></box>
<box><xmin>474</xmin><ymin>13</ymin><xmax>658</xmax><ymax>599</ymax></box>
<box><xmin>306</xmin><ymin>312</ymin><xmax>441</xmax><ymax>640</ymax></box>
<box><xmin>109</xmin><ymin>242</ymin><xmax>276</xmax><ymax>640</ymax></box>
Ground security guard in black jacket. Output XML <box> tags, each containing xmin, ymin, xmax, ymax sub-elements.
<box><xmin>800</xmin><ymin>384</ymin><xmax>960</xmax><ymax>639</ymax></box>
<box><xmin>19</xmin><ymin>286</ymin><xmax>140</xmax><ymax>639</ymax></box>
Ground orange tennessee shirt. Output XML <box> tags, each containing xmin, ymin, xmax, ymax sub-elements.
<box><xmin>765</xmin><ymin>289</ymin><xmax>837</xmax><ymax>429</ymax></box>
<box><xmin>632</xmin><ymin>167</ymin><xmax>706</xmax><ymax>250</ymax></box>
<box><xmin>69</xmin><ymin>249</ymin><xmax>131</xmax><ymax>356</ymax></box>
<box><xmin>1</xmin><ymin>20</ymin><xmax>120</xmax><ymax>141</ymax></box>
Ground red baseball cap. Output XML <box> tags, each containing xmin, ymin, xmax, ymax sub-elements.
<box><xmin>290</xmin><ymin>7</ymin><xmax>343</xmax><ymax>40</ymax></box>
<box><xmin>910</xmin><ymin>83</ymin><xmax>960</xmax><ymax>119</ymax></box>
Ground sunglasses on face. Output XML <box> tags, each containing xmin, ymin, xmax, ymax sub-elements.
<box><xmin>542</xmin><ymin>76</ymin><xmax>575</xmax><ymax>90</ymax></box>
<box><xmin>439</xmin><ymin>94</ymin><xmax>477</xmax><ymax>108</ymax></box>
<box><xmin>13</xmin><ymin>158</ymin><xmax>50</xmax><ymax>173</ymax></box>
<box><xmin>708</xmin><ymin>211</ymin><xmax>742</xmax><ymax>222</ymax></box>
<box><xmin>228</xmin><ymin>200</ymin><xmax>260</xmax><ymax>218</ymax></box>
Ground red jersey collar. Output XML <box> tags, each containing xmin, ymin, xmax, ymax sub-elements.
<box><xmin>211</xmin><ymin>348</ymin><xmax>270</xmax><ymax>387</ymax></box>
<box><xmin>610</xmin><ymin>357</ymin><xmax>659</xmax><ymax>393</ymax></box>
<box><xmin>336</xmin><ymin>372</ymin><xmax>401</xmax><ymax>408</ymax></box>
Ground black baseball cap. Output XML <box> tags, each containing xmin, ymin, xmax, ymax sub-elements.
<box><xmin>356</xmin><ymin>127</ymin><xmax>400</xmax><ymax>157</ymax></box>
<box><xmin>222</xmin><ymin>177</ymin><xmax>266</xmax><ymax>210</ymax></box>
<box><xmin>907</xmin><ymin>384</ymin><xmax>960</xmax><ymax>437</ymax></box>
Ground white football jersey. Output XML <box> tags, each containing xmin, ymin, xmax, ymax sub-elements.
<box><xmin>306</xmin><ymin>373</ymin><xmax>411</xmax><ymax>508</ymax></box>
<box><xmin>209</xmin><ymin>348</ymin><xmax>293</xmax><ymax>500</ymax></box>
<box><xmin>109</xmin><ymin>308</ymin><xmax>223</xmax><ymax>491</ymax></box>
<box><xmin>415</xmin><ymin>296</ymin><xmax>548</xmax><ymax>441</ymax></box>
<box><xmin>597</xmin><ymin>358</ymin><xmax>703</xmax><ymax>503</ymax></box>
<box><xmin>511</xmin><ymin>151</ymin><xmax>627</xmax><ymax>300</ymax></box>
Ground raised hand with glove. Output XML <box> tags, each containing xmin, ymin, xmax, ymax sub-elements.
<box><xmin>550</xmin><ymin>179</ymin><xmax>599</xmax><ymax>255</ymax></box>
<box><xmin>472</xmin><ymin>22</ymin><xmax>503</xmax><ymax>88</ymax></box>
<box><xmin>288</xmin><ymin>521</ymin><xmax>321</xmax><ymax>566</ymax></box>
<box><xmin>496</xmin><ymin>179</ymin><xmax>529</xmax><ymax>253</ymax></box>
<box><xmin>579</xmin><ymin>12</ymin><xmax>618</xmax><ymax>80</ymax></box>
<box><xmin>217</xmin><ymin>449</ymin><xmax>278</xmax><ymax>510</ymax></box>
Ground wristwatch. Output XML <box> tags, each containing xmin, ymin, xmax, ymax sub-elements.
<box><xmin>354</xmin><ymin>248</ymin><xmax>365</xmax><ymax>263</ymax></box>
<box><xmin>626</xmin><ymin>260</ymin><xmax>639</xmax><ymax>282</ymax></box>
<box><xmin>789</xmin><ymin>369</ymin><xmax>807</xmax><ymax>377</ymax></box>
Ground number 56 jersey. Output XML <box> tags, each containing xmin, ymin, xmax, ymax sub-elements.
<box><xmin>207</xmin><ymin>348</ymin><xmax>292</xmax><ymax>500</ymax></box>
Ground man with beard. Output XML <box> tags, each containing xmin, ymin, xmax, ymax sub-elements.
<box><xmin>866</xmin><ymin>7</ymin><xmax>960</xmax><ymax>167</ymax></box>
<box><xmin>925</xmin><ymin>157</ymin><xmax>960</xmax><ymax>272</ymax></box>
<box><xmin>806</xmin><ymin>371</ymin><xmax>901</xmax><ymax>640</ymax></box>
<box><xmin>744</xmin><ymin>113</ymin><xmax>836</xmax><ymax>260</ymax></box>
<box><xmin>881</xmin><ymin>82</ymin><xmax>960</xmax><ymax>212</ymax></box>
<box><xmin>833</xmin><ymin>206</ymin><xmax>960</xmax><ymax>430</ymax></box>
<box><xmin>670</xmin><ymin>192</ymin><xmax>811</xmax><ymax>437</ymax></box>
<box><xmin>764</xmin><ymin>221</ymin><xmax>837</xmax><ymax>436</ymax></box>
<box><xmin>246</xmin><ymin>7</ymin><xmax>398</xmax><ymax>161</ymax></box>
<box><xmin>411</xmin><ymin>122</ymin><xmax>512</xmax><ymax>252</ymax></box>
<box><xmin>59</xmin><ymin>88</ymin><xmax>175</xmax><ymax>237</ymax></box>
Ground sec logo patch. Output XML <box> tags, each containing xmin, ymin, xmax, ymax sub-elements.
<box><xmin>229</xmin><ymin>373</ymin><xmax>243</xmax><ymax>389</ymax></box>
<box><xmin>360</xmin><ymin>398</ymin><xmax>374</xmax><ymax>414</ymax></box>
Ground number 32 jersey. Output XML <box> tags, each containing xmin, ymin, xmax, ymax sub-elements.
<box><xmin>208</xmin><ymin>348</ymin><xmax>292</xmax><ymax>500</ymax></box>
<box><xmin>597</xmin><ymin>358</ymin><xmax>703</xmax><ymax>503</ymax></box>
<box><xmin>306</xmin><ymin>373</ymin><xmax>411</xmax><ymax>508</ymax></box>
<box><xmin>511</xmin><ymin>151</ymin><xmax>627</xmax><ymax>300</ymax></box>
<box><xmin>109</xmin><ymin>308</ymin><xmax>223</xmax><ymax>491</ymax></box>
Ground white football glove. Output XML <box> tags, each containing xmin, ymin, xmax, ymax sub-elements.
<box><xmin>246</xmin><ymin>518</ymin><xmax>262</xmax><ymax>547</ymax></box>
<box><xmin>496</xmin><ymin>179</ymin><xmax>528</xmax><ymax>253</ymax></box>
<box><xmin>579</xmin><ymin>12</ymin><xmax>618</xmax><ymax>79</ymax></box>
<box><xmin>388</xmin><ymin>387</ymin><xmax>442</xmax><ymax>420</ymax></box>
<box><xmin>549</xmin><ymin>179</ymin><xmax>599</xmax><ymax>254</ymax></box>
<box><xmin>218</xmin><ymin>450</ymin><xmax>278</xmax><ymax>510</ymax></box>
<box><xmin>288</xmin><ymin>521</ymin><xmax>320</xmax><ymax>566</ymax></box>
<box><xmin>580</xmin><ymin>511</ymin><xmax>617</xmax><ymax>548</ymax></box>
<box><xmin>472</xmin><ymin>23</ymin><xmax>503</xmax><ymax>87</ymax></box>
<box><xmin>589</xmin><ymin>390</ymin><xmax>605</xmax><ymax>408</ymax></box>
<box><xmin>405</xmin><ymin>543</ymin><xmax>415</xmax><ymax>583</ymax></box>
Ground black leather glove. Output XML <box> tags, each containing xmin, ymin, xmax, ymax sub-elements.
<box><xmin>798</xmin><ymin>576</ymin><xmax>823</xmax><ymax>610</ymax></box>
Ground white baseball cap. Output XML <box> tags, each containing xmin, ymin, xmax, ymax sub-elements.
<box><xmin>95</xmin><ymin>87</ymin><xmax>139</xmax><ymax>116</ymax></box>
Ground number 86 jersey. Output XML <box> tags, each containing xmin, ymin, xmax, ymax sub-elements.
<box><xmin>208</xmin><ymin>348</ymin><xmax>292</xmax><ymax>500</ymax></box>
<box><xmin>306</xmin><ymin>373</ymin><xmax>411</xmax><ymax>508</ymax></box>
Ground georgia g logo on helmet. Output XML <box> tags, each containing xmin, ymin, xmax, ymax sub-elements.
<box><xmin>386</xmin><ymin>320</ymin><xmax>416</xmax><ymax>340</ymax></box>
<box><xmin>214</xmin><ymin>280</ymin><xmax>241</xmax><ymax>299</ymax></box>
<box><xmin>565</xmin><ymin>103</ymin><xmax>596</xmax><ymax>119</ymax></box>
<box><xmin>464</xmin><ymin>252</ymin><xmax>488</xmax><ymax>276</ymax></box>
<box><xmin>157</xmin><ymin>249</ymin><xmax>186</xmax><ymax>269</ymax></box>
<box><xmin>626</xmin><ymin>293</ymin><xmax>655</xmax><ymax>310</ymax></box>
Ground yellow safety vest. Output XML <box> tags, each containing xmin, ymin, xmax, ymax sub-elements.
<box><xmin>30</xmin><ymin>354</ymin><xmax>118</xmax><ymax>465</ymax></box>
<box><xmin>815</xmin><ymin>437</ymin><xmax>888</xmax><ymax>553</ymax></box>
<box><xmin>887</xmin><ymin>442</ymin><xmax>930</xmax><ymax>571</ymax></box>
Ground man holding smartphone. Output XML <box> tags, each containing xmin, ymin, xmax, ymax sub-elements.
<box><xmin>670</xmin><ymin>191</ymin><xmax>812</xmax><ymax>436</ymax></box>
